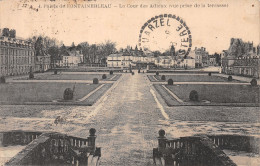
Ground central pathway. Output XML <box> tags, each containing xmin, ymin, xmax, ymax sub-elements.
<box><xmin>86</xmin><ymin>72</ymin><xmax>168</xmax><ymax>165</ymax></box>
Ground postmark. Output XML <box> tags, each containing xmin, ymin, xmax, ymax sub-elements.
<box><xmin>139</xmin><ymin>14</ymin><xmax>192</xmax><ymax>58</ymax></box>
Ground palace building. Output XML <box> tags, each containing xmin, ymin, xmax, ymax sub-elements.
<box><xmin>0</xmin><ymin>28</ymin><xmax>35</xmax><ymax>76</ymax></box>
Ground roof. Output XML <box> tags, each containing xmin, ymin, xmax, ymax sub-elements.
<box><xmin>68</xmin><ymin>50</ymin><xmax>82</xmax><ymax>57</ymax></box>
<box><xmin>108</xmin><ymin>53</ymin><xmax>123</xmax><ymax>57</ymax></box>
<box><xmin>122</xmin><ymin>52</ymin><xmax>132</xmax><ymax>56</ymax></box>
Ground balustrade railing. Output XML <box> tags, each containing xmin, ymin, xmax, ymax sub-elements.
<box><xmin>1</xmin><ymin>128</ymin><xmax>101</xmax><ymax>166</ymax></box>
<box><xmin>1</xmin><ymin>130</ymin><xmax>42</xmax><ymax>146</ymax></box>
<box><xmin>208</xmin><ymin>134</ymin><xmax>260</xmax><ymax>153</ymax></box>
<box><xmin>153</xmin><ymin>130</ymin><xmax>260</xmax><ymax>166</ymax></box>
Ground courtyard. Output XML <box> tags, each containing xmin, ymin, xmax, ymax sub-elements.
<box><xmin>0</xmin><ymin>71</ymin><xmax>259</xmax><ymax>165</ymax></box>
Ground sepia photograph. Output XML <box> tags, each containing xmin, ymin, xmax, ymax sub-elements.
<box><xmin>0</xmin><ymin>0</ymin><xmax>259</xmax><ymax>165</ymax></box>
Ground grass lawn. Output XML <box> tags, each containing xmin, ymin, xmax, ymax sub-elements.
<box><xmin>166</xmin><ymin>84</ymin><xmax>259</xmax><ymax>103</ymax></box>
<box><xmin>0</xmin><ymin>82</ymin><xmax>100</xmax><ymax>103</ymax></box>
<box><xmin>148</xmin><ymin>75</ymin><xmax>243</xmax><ymax>82</ymax></box>
<box><xmin>18</xmin><ymin>73</ymin><xmax>120</xmax><ymax>81</ymax></box>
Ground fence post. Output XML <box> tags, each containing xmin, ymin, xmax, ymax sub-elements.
<box><xmin>88</xmin><ymin>128</ymin><xmax>96</xmax><ymax>154</ymax></box>
<box><xmin>158</xmin><ymin>129</ymin><xmax>167</xmax><ymax>153</ymax></box>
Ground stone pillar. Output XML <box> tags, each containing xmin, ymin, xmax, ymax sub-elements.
<box><xmin>158</xmin><ymin>129</ymin><xmax>167</xmax><ymax>153</ymax></box>
<box><xmin>87</xmin><ymin>128</ymin><xmax>96</xmax><ymax>154</ymax></box>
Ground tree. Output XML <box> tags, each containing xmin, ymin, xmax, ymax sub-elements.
<box><xmin>100</xmin><ymin>40</ymin><xmax>116</xmax><ymax>63</ymax></box>
<box><xmin>79</xmin><ymin>42</ymin><xmax>90</xmax><ymax>64</ymax></box>
<box><xmin>78</xmin><ymin>40</ymin><xmax>116</xmax><ymax>65</ymax></box>
<box><xmin>214</xmin><ymin>53</ymin><xmax>221</xmax><ymax>66</ymax></box>
<box><xmin>35</xmin><ymin>37</ymin><xmax>45</xmax><ymax>56</ymax></box>
<box><xmin>2</xmin><ymin>28</ymin><xmax>9</xmax><ymax>37</ymax></box>
<box><xmin>152</xmin><ymin>51</ymin><xmax>161</xmax><ymax>57</ymax></box>
<box><xmin>28</xmin><ymin>35</ymin><xmax>63</xmax><ymax>69</ymax></box>
<box><xmin>9</xmin><ymin>29</ymin><xmax>16</xmax><ymax>38</ymax></box>
<box><xmin>48</xmin><ymin>46</ymin><xmax>60</xmax><ymax>68</ymax></box>
<box><xmin>170</xmin><ymin>45</ymin><xmax>175</xmax><ymax>56</ymax></box>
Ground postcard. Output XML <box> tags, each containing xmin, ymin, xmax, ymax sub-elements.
<box><xmin>0</xmin><ymin>0</ymin><xmax>259</xmax><ymax>165</ymax></box>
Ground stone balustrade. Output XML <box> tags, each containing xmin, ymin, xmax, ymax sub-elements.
<box><xmin>1</xmin><ymin>128</ymin><xmax>101</xmax><ymax>166</ymax></box>
<box><xmin>153</xmin><ymin>129</ymin><xmax>260</xmax><ymax>166</ymax></box>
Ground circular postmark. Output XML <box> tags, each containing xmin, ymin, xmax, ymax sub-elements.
<box><xmin>138</xmin><ymin>14</ymin><xmax>192</xmax><ymax>58</ymax></box>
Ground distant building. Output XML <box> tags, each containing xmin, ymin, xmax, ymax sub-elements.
<box><xmin>35</xmin><ymin>53</ymin><xmax>51</xmax><ymax>72</ymax></box>
<box><xmin>63</xmin><ymin>51</ymin><xmax>83</xmax><ymax>67</ymax></box>
<box><xmin>0</xmin><ymin>28</ymin><xmax>35</xmax><ymax>76</ymax></box>
<box><xmin>222</xmin><ymin>38</ymin><xmax>260</xmax><ymax>78</ymax></box>
<box><xmin>189</xmin><ymin>47</ymin><xmax>209</xmax><ymax>68</ymax></box>
<box><xmin>208</xmin><ymin>55</ymin><xmax>216</xmax><ymax>66</ymax></box>
<box><xmin>189</xmin><ymin>50</ymin><xmax>202</xmax><ymax>68</ymax></box>
<box><xmin>122</xmin><ymin>52</ymin><xmax>132</xmax><ymax>68</ymax></box>
<box><xmin>181</xmin><ymin>56</ymin><xmax>195</xmax><ymax>68</ymax></box>
<box><xmin>155</xmin><ymin>56</ymin><xmax>195</xmax><ymax>69</ymax></box>
<box><xmin>156</xmin><ymin>56</ymin><xmax>172</xmax><ymax>68</ymax></box>
<box><xmin>59</xmin><ymin>50</ymin><xmax>83</xmax><ymax>67</ymax></box>
<box><xmin>107</xmin><ymin>46</ymin><xmax>195</xmax><ymax>69</ymax></box>
<box><xmin>232</xmin><ymin>55</ymin><xmax>260</xmax><ymax>78</ymax></box>
<box><xmin>107</xmin><ymin>53</ymin><xmax>123</xmax><ymax>68</ymax></box>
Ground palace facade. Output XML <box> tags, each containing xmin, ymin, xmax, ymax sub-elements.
<box><xmin>0</xmin><ymin>32</ymin><xmax>35</xmax><ymax>76</ymax></box>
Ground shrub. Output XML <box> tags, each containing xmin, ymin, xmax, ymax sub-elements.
<box><xmin>110</xmin><ymin>71</ymin><xmax>113</xmax><ymax>75</ymax></box>
<box><xmin>208</xmin><ymin>72</ymin><xmax>211</xmax><ymax>76</ymax></box>
<box><xmin>161</xmin><ymin>75</ymin><xmax>166</xmax><ymax>80</ymax></box>
<box><xmin>228</xmin><ymin>76</ymin><xmax>232</xmax><ymax>81</ymax></box>
<box><xmin>54</xmin><ymin>70</ymin><xmax>58</xmax><ymax>75</ymax></box>
<box><xmin>189</xmin><ymin>90</ymin><xmax>199</xmax><ymax>101</ymax></box>
<box><xmin>168</xmin><ymin>79</ymin><xmax>173</xmax><ymax>85</ymax></box>
<box><xmin>250</xmin><ymin>78</ymin><xmax>257</xmax><ymax>86</ymax></box>
<box><xmin>63</xmin><ymin>88</ymin><xmax>73</xmax><ymax>100</ymax></box>
<box><xmin>0</xmin><ymin>76</ymin><xmax>6</xmax><ymax>83</ymax></box>
<box><xmin>102</xmin><ymin>74</ymin><xmax>107</xmax><ymax>79</ymax></box>
<box><xmin>93</xmin><ymin>78</ymin><xmax>99</xmax><ymax>84</ymax></box>
<box><xmin>156</xmin><ymin>71</ymin><xmax>159</xmax><ymax>76</ymax></box>
<box><xmin>29</xmin><ymin>73</ymin><xmax>34</xmax><ymax>79</ymax></box>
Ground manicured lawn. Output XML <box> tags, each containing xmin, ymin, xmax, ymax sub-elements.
<box><xmin>166</xmin><ymin>84</ymin><xmax>259</xmax><ymax>103</ymax></box>
<box><xmin>148</xmin><ymin>75</ymin><xmax>243</xmax><ymax>82</ymax></box>
<box><xmin>0</xmin><ymin>82</ymin><xmax>100</xmax><ymax>103</ymax></box>
<box><xmin>18</xmin><ymin>73</ymin><xmax>120</xmax><ymax>81</ymax></box>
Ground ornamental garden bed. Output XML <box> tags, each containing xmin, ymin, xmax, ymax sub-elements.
<box><xmin>17</xmin><ymin>73</ymin><xmax>121</xmax><ymax>81</ymax></box>
<box><xmin>148</xmin><ymin>74</ymin><xmax>243</xmax><ymax>82</ymax></box>
<box><xmin>0</xmin><ymin>82</ymin><xmax>113</xmax><ymax>105</ymax></box>
<box><xmin>154</xmin><ymin>84</ymin><xmax>259</xmax><ymax>106</ymax></box>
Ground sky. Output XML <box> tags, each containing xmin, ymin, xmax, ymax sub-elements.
<box><xmin>0</xmin><ymin>0</ymin><xmax>259</xmax><ymax>54</ymax></box>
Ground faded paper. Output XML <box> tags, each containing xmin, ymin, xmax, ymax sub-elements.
<box><xmin>0</xmin><ymin>0</ymin><xmax>259</xmax><ymax>165</ymax></box>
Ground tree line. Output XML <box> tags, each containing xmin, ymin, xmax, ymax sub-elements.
<box><xmin>27</xmin><ymin>35</ymin><xmax>117</xmax><ymax>67</ymax></box>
